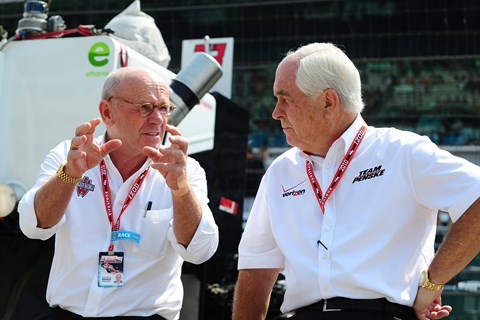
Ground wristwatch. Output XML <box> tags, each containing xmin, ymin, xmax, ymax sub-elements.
<box><xmin>419</xmin><ymin>270</ymin><xmax>445</xmax><ymax>291</ymax></box>
<box><xmin>56</xmin><ymin>162</ymin><xmax>83</xmax><ymax>184</ymax></box>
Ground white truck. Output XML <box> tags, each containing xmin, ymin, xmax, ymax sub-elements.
<box><xmin>0</xmin><ymin>34</ymin><xmax>222</xmax><ymax>218</ymax></box>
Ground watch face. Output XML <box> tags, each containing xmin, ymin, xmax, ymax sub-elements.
<box><xmin>420</xmin><ymin>270</ymin><xmax>427</xmax><ymax>286</ymax></box>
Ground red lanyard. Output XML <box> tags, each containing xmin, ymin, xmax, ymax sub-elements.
<box><xmin>306</xmin><ymin>125</ymin><xmax>367</xmax><ymax>214</ymax></box>
<box><xmin>100</xmin><ymin>159</ymin><xmax>150</xmax><ymax>252</ymax></box>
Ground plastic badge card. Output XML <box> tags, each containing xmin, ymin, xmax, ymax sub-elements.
<box><xmin>98</xmin><ymin>252</ymin><xmax>124</xmax><ymax>287</ymax></box>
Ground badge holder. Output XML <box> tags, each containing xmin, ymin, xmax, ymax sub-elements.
<box><xmin>98</xmin><ymin>251</ymin><xmax>124</xmax><ymax>287</ymax></box>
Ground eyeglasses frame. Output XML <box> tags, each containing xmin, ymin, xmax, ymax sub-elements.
<box><xmin>107</xmin><ymin>96</ymin><xmax>175</xmax><ymax>117</ymax></box>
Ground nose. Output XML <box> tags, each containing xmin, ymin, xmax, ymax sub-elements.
<box><xmin>272</xmin><ymin>101</ymin><xmax>284</xmax><ymax>120</ymax></box>
<box><xmin>147</xmin><ymin>107</ymin><xmax>166</xmax><ymax>125</ymax></box>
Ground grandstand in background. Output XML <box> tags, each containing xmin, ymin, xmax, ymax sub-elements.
<box><xmin>1</xmin><ymin>1</ymin><xmax>480</xmax><ymax>319</ymax></box>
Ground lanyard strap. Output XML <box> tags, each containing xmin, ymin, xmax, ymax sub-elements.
<box><xmin>100</xmin><ymin>160</ymin><xmax>149</xmax><ymax>252</ymax></box>
<box><xmin>306</xmin><ymin>125</ymin><xmax>367</xmax><ymax>214</ymax></box>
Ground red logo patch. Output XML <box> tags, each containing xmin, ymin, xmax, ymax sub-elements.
<box><xmin>76</xmin><ymin>176</ymin><xmax>95</xmax><ymax>197</ymax></box>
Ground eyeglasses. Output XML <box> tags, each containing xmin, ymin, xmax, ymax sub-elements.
<box><xmin>107</xmin><ymin>96</ymin><xmax>175</xmax><ymax>117</ymax></box>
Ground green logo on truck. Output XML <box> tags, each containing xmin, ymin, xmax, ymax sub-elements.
<box><xmin>88</xmin><ymin>42</ymin><xmax>109</xmax><ymax>67</ymax></box>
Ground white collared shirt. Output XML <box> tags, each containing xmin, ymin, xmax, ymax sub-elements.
<box><xmin>238</xmin><ymin>115</ymin><xmax>480</xmax><ymax>313</ymax></box>
<box><xmin>19</xmin><ymin>135</ymin><xmax>219</xmax><ymax>320</ymax></box>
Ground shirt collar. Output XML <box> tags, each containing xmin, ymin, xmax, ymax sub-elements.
<box><xmin>337</xmin><ymin>114</ymin><xmax>367</xmax><ymax>155</ymax></box>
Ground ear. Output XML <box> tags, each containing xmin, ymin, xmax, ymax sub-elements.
<box><xmin>99</xmin><ymin>99</ymin><xmax>114</xmax><ymax>126</ymax></box>
<box><xmin>322</xmin><ymin>88</ymin><xmax>340</xmax><ymax>118</ymax></box>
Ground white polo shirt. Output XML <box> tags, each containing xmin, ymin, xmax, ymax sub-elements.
<box><xmin>238</xmin><ymin>115</ymin><xmax>480</xmax><ymax>313</ymax></box>
<box><xmin>19</xmin><ymin>135</ymin><xmax>219</xmax><ymax>320</ymax></box>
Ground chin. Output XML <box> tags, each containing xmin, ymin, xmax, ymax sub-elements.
<box><xmin>285</xmin><ymin>136</ymin><xmax>297</xmax><ymax>147</ymax></box>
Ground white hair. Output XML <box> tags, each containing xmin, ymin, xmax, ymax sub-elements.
<box><xmin>286</xmin><ymin>42</ymin><xmax>364</xmax><ymax>113</ymax></box>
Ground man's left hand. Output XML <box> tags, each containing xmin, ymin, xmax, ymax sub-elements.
<box><xmin>413</xmin><ymin>287</ymin><xmax>452</xmax><ymax>319</ymax></box>
<box><xmin>143</xmin><ymin>124</ymin><xmax>188</xmax><ymax>190</ymax></box>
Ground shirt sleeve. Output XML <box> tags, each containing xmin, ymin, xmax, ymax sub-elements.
<box><xmin>407</xmin><ymin>135</ymin><xmax>480</xmax><ymax>222</ymax></box>
<box><xmin>167</xmin><ymin>157</ymin><xmax>219</xmax><ymax>264</ymax></box>
<box><xmin>18</xmin><ymin>140</ymin><xmax>70</xmax><ymax>240</ymax></box>
<box><xmin>238</xmin><ymin>173</ymin><xmax>285</xmax><ymax>270</ymax></box>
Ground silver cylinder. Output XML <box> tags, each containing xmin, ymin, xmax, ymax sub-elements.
<box><xmin>175</xmin><ymin>52</ymin><xmax>223</xmax><ymax>101</ymax></box>
<box><xmin>168</xmin><ymin>52</ymin><xmax>223</xmax><ymax>126</ymax></box>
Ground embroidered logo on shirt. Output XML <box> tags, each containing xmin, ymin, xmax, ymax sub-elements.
<box><xmin>352</xmin><ymin>165</ymin><xmax>385</xmax><ymax>183</ymax></box>
<box><xmin>77</xmin><ymin>176</ymin><xmax>95</xmax><ymax>197</ymax></box>
<box><xmin>282</xmin><ymin>179</ymin><xmax>307</xmax><ymax>197</ymax></box>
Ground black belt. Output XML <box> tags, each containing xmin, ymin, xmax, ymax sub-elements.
<box><xmin>53</xmin><ymin>307</ymin><xmax>167</xmax><ymax>320</ymax></box>
<box><xmin>296</xmin><ymin>297</ymin><xmax>415</xmax><ymax>317</ymax></box>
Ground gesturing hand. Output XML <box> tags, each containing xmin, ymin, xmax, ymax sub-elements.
<box><xmin>144</xmin><ymin>124</ymin><xmax>188</xmax><ymax>191</ymax></box>
<box><xmin>66</xmin><ymin>118</ymin><xmax>122</xmax><ymax>177</ymax></box>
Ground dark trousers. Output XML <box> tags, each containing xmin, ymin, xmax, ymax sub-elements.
<box><xmin>51</xmin><ymin>307</ymin><xmax>167</xmax><ymax>320</ymax></box>
<box><xmin>290</xmin><ymin>298</ymin><xmax>416</xmax><ymax>320</ymax></box>
<box><xmin>291</xmin><ymin>310</ymin><xmax>412</xmax><ymax>320</ymax></box>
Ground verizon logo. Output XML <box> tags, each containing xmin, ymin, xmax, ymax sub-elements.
<box><xmin>282</xmin><ymin>189</ymin><xmax>306</xmax><ymax>197</ymax></box>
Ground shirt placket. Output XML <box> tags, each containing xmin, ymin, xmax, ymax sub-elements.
<box><xmin>316</xmin><ymin>149</ymin><xmax>339</xmax><ymax>298</ymax></box>
<box><xmin>84</xmin><ymin>166</ymin><xmax>130</xmax><ymax>316</ymax></box>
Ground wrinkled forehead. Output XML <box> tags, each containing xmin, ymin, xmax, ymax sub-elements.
<box><xmin>144</xmin><ymin>78</ymin><xmax>170</xmax><ymax>96</ymax></box>
<box><xmin>117</xmin><ymin>70</ymin><xmax>170</xmax><ymax>97</ymax></box>
<box><xmin>273</xmin><ymin>57</ymin><xmax>299</xmax><ymax>94</ymax></box>
<box><xmin>276</xmin><ymin>55</ymin><xmax>299</xmax><ymax>76</ymax></box>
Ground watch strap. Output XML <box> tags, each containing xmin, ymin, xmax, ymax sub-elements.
<box><xmin>420</xmin><ymin>270</ymin><xmax>445</xmax><ymax>291</ymax></box>
<box><xmin>56</xmin><ymin>162</ymin><xmax>83</xmax><ymax>184</ymax></box>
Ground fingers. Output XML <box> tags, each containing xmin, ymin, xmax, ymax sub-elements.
<box><xmin>70</xmin><ymin>136</ymin><xmax>86</xmax><ymax>151</ymax></box>
<box><xmin>68</xmin><ymin>118</ymin><xmax>115</xmax><ymax>171</ymax></box>
<box><xmin>71</xmin><ymin>118</ymin><xmax>102</xmax><ymax>151</ymax></box>
<box><xmin>144</xmin><ymin>145</ymin><xmax>186</xmax><ymax>179</ymax></box>
<box><xmin>145</xmin><ymin>125</ymin><xmax>188</xmax><ymax>185</ymax></box>
<box><xmin>144</xmin><ymin>145</ymin><xmax>185</xmax><ymax>165</ymax></box>
<box><xmin>159</xmin><ymin>145</ymin><xmax>186</xmax><ymax>163</ymax></box>
<box><xmin>414</xmin><ymin>297</ymin><xmax>452</xmax><ymax>320</ymax></box>
<box><xmin>74</xmin><ymin>118</ymin><xmax>101</xmax><ymax>137</ymax></box>
<box><xmin>100</xmin><ymin>139</ymin><xmax>122</xmax><ymax>157</ymax></box>
<box><xmin>165</xmin><ymin>125</ymin><xmax>189</xmax><ymax>151</ymax></box>
<box><xmin>426</xmin><ymin>308</ymin><xmax>451</xmax><ymax>319</ymax></box>
<box><xmin>144</xmin><ymin>146</ymin><xmax>161</xmax><ymax>160</ymax></box>
<box><xmin>165</xmin><ymin>124</ymin><xmax>182</xmax><ymax>136</ymax></box>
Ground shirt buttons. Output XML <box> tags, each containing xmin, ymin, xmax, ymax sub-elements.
<box><xmin>322</xmin><ymin>253</ymin><xmax>327</xmax><ymax>259</ymax></box>
<box><xmin>322</xmin><ymin>284</ymin><xmax>329</xmax><ymax>292</ymax></box>
<box><xmin>323</xmin><ymin>226</ymin><xmax>330</xmax><ymax>232</ymax></box>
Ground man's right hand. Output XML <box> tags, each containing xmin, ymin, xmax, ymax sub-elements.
<box><xmin>34</xmin><ymin>118</ymin><xmax>121</xmax><ymax>228</ymax></box>
<box><xmin>66</xmin><ymin>118</ymin><xmax>122</xmax><ymax>177</ymax></box>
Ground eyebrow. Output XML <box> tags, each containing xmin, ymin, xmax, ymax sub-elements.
<box><xmin>274</xmin><ymin>89</ymin><xmax>291</xmax><ymax>97</ymax></box>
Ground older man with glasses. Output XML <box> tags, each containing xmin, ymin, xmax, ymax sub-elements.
<box><xmin>18</xmin><ymin>66</ymin><xmax>219</xmax><ymax>320</ymax></box>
